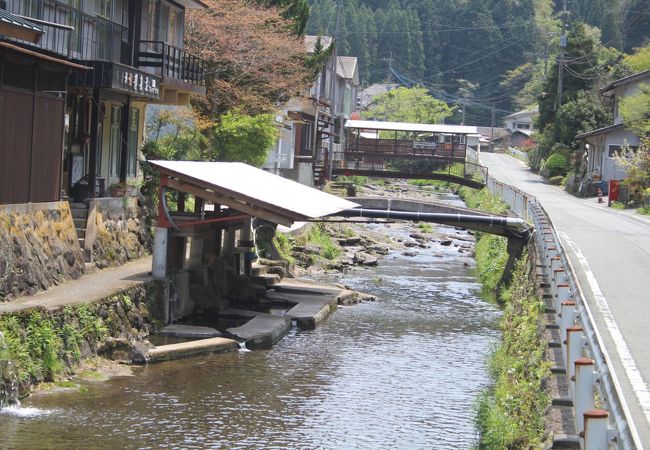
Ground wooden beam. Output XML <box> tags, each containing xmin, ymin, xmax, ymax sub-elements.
<box><xmin>164</xmin><ymin>178</ymin><xmax>294</xmax><ymax>226</ymax></box>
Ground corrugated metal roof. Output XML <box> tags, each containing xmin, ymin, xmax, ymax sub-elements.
<box><xmin>345</xmin><ymin>120</ymin><xmax>478</xmax><ymax>135</ymax></box>
<box><xmin>150</xmin><ymin>160</ymin><xmax>359</xmax><ymax>226</ymax></box>
<box><xmin>0</xmin><ymin>9</ymin><xmax>43</xmax><ymax>33</ymax></box>
<box><xmin>0</xmin><ymin>9</ymin><xmax>43</xmax><ymax>43</ymax></box>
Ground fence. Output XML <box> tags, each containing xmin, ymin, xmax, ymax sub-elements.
<box><xmin>487</xmin><ymin>176</ymin><xmax>642</xmax><ymax>450</ymax></box>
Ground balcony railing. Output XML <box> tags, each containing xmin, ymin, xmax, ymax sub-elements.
<box><xmin>138</xmin><ymin>41</ymin><xmax>205</xmax><ymax>86</ymax></box>
<box><xmin>6</xmin><ymin>0</ymin><xmax>127</xmax><ymax>64</ymax></box>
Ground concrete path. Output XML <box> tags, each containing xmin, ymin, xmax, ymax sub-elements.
<box><xmin>481</xmin><ymin>152</ymin><xmax>650</xmax><ymax>444</ymax></box>
<box><xmin>0</xmin><ymin>257</ymin><xmax>153</xmax><ymax>315</ymax></box>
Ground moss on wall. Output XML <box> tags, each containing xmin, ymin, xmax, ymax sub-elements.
<box><xmin>90</xmin><ymin>199</ymin><xmax>153</xmax><ymax>269</ymax></box>
<box><xmin>0</xmin><ymin>202</ymin><xmax>84</xmax><ymax>301</ymax></box>
<box><xmin>0</xmin><ymin>280</ymin><xmax>164</xmax><ymax>396</ymax></box>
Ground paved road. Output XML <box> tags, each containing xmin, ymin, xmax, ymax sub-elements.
<box><xmin>481</xmin><ymin>152</ymin><xmax>650</xmax><ymax>445</ymax></box>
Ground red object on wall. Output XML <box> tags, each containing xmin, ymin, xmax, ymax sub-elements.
<box><xmin>609</xmin><ymin>180</ymin><xmax>620</xmax><ymax>203</ymax></box>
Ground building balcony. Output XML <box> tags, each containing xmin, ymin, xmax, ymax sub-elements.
<box><xmin>137</xmin><ymin>40</ymin><xmax>205</xmax><ymax>88</ymax></box>
<box><xmin>5</xmin><ymin>0</ymin><xmax>127</xmax><ymax>64</ymax></box>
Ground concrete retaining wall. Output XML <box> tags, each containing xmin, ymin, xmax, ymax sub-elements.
<box><xmin>0</xmin><ymin>202</ymin><xmax>85</xmax><ymax>301</ymax></box>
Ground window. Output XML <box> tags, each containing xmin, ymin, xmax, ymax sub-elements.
<box><xmin>516</xmin><ymin>123</ymin><xmax>530</xmax><ymax>130</ymax></box>
<box><xmin>608</xmin><ymin>144</ymin><xmax>639</xmax><ymax>158</ymax></box>
<box><xmin>99</xmin><ymin>0</ymin><xmax>113</xmax><ymax>19</ymax></box>
<box><xmin>127</xmin><ymin>108</ymin><xmax>139</xmax><ymax>177</ymax></box>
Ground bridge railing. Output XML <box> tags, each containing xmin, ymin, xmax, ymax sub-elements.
<box><xmin>487</xmin><ymin>176</ymin><xmax>642</xmax><ymax>450</ymax></box>
<box><xmin>332</xmin><ymin>151</ymin><xmax>488</xmax><ymax>186</ymax></box>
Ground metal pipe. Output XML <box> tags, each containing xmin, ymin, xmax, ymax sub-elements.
<box><xmin>332</xmin><ymin>208</ymin><xmax>531</xmax><ymax>234</ymax></box>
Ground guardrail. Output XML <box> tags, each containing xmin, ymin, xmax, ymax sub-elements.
<box><xmin>486</xmin><ymin>176</ymin><xmax>642</xmax><ymax>450</ymax></box>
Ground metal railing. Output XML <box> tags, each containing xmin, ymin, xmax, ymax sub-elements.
<box><xmin>6</xmin><ymin>0</ymin><xmax>127</xmax><ymax>63</ymax></box>
<box><xmin>487</xmin><ymin>176</ymin><xmax>642</xmax><ymax>450</ymax></box>
<box><xmin>138</xmin><ymin>41</ymin><xmax>205</xmax><ymax>85</ymax></box>
<box><xmin>331</xmin><ymin>151</ymin><xmax>488</xmax><ymax>187</ymax></box>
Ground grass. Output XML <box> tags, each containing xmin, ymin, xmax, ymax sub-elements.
<box><xmin>459</xmin><ymin>187</ymin><xmax>509</xmax><ymax>296</ymax></box>
<box><xmin>475</xmin><ymin>255</ymin><xmax>550</xmax><ymax>449</ymax></box>
<box><xmin>461</xmin><ymin>187</ymin><xmax>549</xmax><ymax>448</ymax></box>
<box><xmin>610</xmin><ymin>201</ymin><xmax>626</xmax><ymax>209</ymax></box>
<box><xmin>0</xmin><ymin>303</ymin><xmax>110</xmax><ymax>385</ymax></box>
<box><xmin>273</xmin><ymin>232</ymin><xmax>295</xmax><ymax>265</ymax></box>
<box><xmin>295</xmin><ymin>223</ymin><xmax>341</xmax><ymax>261</ymax></box>
<box><xmin>637</xmin><ymin>206</ymin><xmax>650</xmax><ymax>215</ymax></box>
<box><xmin>417</xmin><ymin>222</ymin><xmax>433</xmax><ymax>233</ymax></box>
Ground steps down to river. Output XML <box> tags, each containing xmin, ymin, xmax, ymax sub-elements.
<box><xmin>69</xmin><ymin>202</ymin><xmax>91</xmax><ymax>263</ymax></box>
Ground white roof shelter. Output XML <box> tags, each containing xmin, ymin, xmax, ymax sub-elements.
<box><xmin>345</xmin><ymin>120</ymin><xmax>478</xmax><ymax>135</ymax></box>
<box><xmin>150</xmin><ymin>160</ymin><xmax>358</xmax><ymax>226</ymax></box>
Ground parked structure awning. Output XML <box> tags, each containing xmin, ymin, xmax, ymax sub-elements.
<box><xmin>345</xmin><ymin>120</ymin><xmax>478</xmax><ymax>135</ymax></box>
<box><xmin>150</xmin><ymin>160</ymin><xmax>359</xmax><ymax>227</ymax></box>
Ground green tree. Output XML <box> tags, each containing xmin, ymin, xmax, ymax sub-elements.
<box><xmin>364</xmin><ymin>86</ymin><xmax>452</xmax><ymax>125</ymax></box>
<box><xmin>210</xmin><ymin>112</ymin><xmax>280</xmax><ymax>167</ymax></box>
<box><xmin>619</xmin><ymin>83</ymin><xmax>650</xmax><ymax>135</ymax></box>
<box><xmin>624</xmin><ymin>43</ymin><xmax>650</xmax><ymax>72</ymax></box>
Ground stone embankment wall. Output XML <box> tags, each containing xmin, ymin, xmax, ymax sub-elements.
<box><xmin>85</xmin><ymin>198</ymin><xmax>153</xmax><ymax>269</ymax></box>
<box><xmin>0</xmin><ymin>281</ymin><xmax>165</xmax><ymax>396</ymax></box>
<box><xmin>0</xmin><ymin>202</ymin><xmax>85</xmax><ymax>301</ymax></box>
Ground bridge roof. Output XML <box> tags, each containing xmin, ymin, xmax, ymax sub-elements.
<box><xmin>345</xmin><ymin>120</ymin><xmax>477</xmax><ymax>135</ymax></box>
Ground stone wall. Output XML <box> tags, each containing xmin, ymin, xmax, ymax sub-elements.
<box><xmin>86</xmin><ymin>198</ymin><xmax>153</xmax><ymax>269</ymax></box>
<box><xmin>0</xmin><ymin>281</ymin><xmax>165</xmax><ymax>397</ymax></box>
<box><xmin>0</xmin><ymin>202</ymin><xmax>85</xmax><ymax>301</ymax></box>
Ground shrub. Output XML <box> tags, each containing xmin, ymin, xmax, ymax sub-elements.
<box><xmin>542</xmin><ymin>152</ymin><xmax>568</xmax><ymax>177</ymax></box>
<box><xmin>548</xmin><ymin>175</ymin><xmax>564</xmax><ymax>185</ymax></box>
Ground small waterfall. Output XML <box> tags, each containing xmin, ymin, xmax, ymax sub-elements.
<box><xmin>0</xmin><ymin>331</ymin><xmax>19</xmax><ymax>409</ymax></box>
<box><xmin>238</xmin><ymin>341</ymin><xmax>250</xmax><ymax>353</ymax></box>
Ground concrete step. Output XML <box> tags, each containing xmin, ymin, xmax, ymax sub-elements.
<box><xmin>69</xmin><ymin>203</ymin><xmax>88</xmax><ymax>220</ymax></box>
<box><xmin>147</xmin><ymin>337</ymin><xmax>238</xmax><ymax>363</ymax></box>
<box><xmin>252</xmin><ymin>273</ymin><xmax>281</xmax><ymax>288</ymax></box>
<box><xmin>552</xmin><ymin>434</ymin><xmax>580</xmax><ymax>449</ymax></box>
<box><xmin>552</xmin><ymin>396</ymin><xmax>573</xmax><ymax>407</ymax></box>
<box><xmin>73</xmin><ymin>217</ymin><xmax>87</xmax><ymax>229</ymax></box>
<box><xmin>78</xmin><ymin>237</ymin><xmax>85</xmax><ymax>248</ymax></box>
<box><xmin>251</xmin><ymin>263</ymin><xmax>267</xmax><ymax>277</ymax></box>
<box><xmin>221</xmin><ymin>308</ymin><xmax>292</xmax><ymax>348</ymax></box>
<box><xmin>76</xmin><ymin>228</ymin><xmax>86</xmax><ymax>239</ymax></box>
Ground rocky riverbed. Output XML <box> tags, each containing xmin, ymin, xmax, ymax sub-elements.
<box><xmin>290</xmin><ymin>179</ymin><xmax>477</xmax><ymax>276</ymax></box>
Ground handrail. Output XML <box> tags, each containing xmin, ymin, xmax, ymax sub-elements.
<box><xmin>137</xmin><ymin>40</ymin><xmax>205</xmax><ymax>85</ymax></box>
<box><xmin>486</xmin><ymin>175</ymin><xmax>642</xmax><ymax>450</ymax></box>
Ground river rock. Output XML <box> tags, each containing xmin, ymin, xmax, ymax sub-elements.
<box><xmin>304</xmin><ymin>244</ymin><xmax>321</xmax><ymax>254</ymax></box>
<box><xmin>362</xmin><ymin>255</ymin><xmax>378</xmax><ymax>266</ymax></box>
<box><xmin>99</xmin><ymin>338</ymin><xmax>150</xmax><ymax>364</ymax></box>
<box><xmin>440</xmin><ymin>240</ymin><xmax>453</xmax><ymax>246</ymax></box>
<box><xmin>337</xmin><ymin>237</ymin><xmax>361</xmax><ymax>246</ymax></box>
<box><xmin>402</xmin><ymin>251</ymin><xmax>418</xmax><ymax>257</ymax></box>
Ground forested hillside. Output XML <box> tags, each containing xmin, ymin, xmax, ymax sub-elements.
<box><xmin>307</xmin><ymin>0</ymin><xmax>650</xmax><ymax>124</ymax></box>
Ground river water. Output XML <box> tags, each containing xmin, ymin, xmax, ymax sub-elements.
<box><xmin>0</xmin><ymin>220</ymin><xmax>501</xmax><ymax>449</ymax></box>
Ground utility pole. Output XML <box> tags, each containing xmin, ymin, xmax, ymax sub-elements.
<box><xmin>556</xmin><ymin>0</ymin><xmax>568</xmax><ymax>110</ymax></box>
<box><xmin>461</xmin><ymin>100</ymin><xmax>466</xmax><ymax>126</ymax></box>
<box><xmin>327</xmin><ymin>0</ymin><xmax>341</xmax><ymax>182</ymax></box>
<box><xmin>489</xmin><ymin>105</ymin><xmax>495</xmax><ymax>153</ymax></box>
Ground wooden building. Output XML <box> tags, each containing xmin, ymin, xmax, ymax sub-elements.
<box><xmin>1</xmin><ymin>0</ymin><xmax>206</xmax><ymax>204</ymax></box>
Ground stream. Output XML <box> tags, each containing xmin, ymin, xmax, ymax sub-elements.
<box><xmin>0</xmin><ymin>207</ymin><xmax>501</xmax><ymax>449</ymax></box>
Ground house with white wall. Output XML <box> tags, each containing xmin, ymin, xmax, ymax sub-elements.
<box><xmin>263</xmin><ymin>36</ymin><xmax>360</xmax><ymax>187</ymax></box>
<box><xmin>577</xmin><ymin>69</ymin><xmax>650</xmax><ymax>184</ymax></box>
